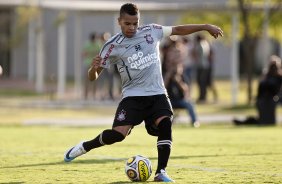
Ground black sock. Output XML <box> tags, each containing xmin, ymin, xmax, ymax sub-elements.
<box><xmin>83</xmin><ymin>129</ymin><xmax>125</xmax><ymax>152</ymax></box>
<box><xmin>155</xmin><ymin>118</ymin><xmax>172</xmax><ymax>174</ymax></box>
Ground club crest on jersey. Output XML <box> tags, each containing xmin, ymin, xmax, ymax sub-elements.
<box><xmin>144</xmin><ymin>34</ymin><xmax>154</xmax><ymax>44</ymax></box>
<box><xmin>117</xmin><ymin>109</ymin><xmax>126</xmax><ymax>121</ymax></box>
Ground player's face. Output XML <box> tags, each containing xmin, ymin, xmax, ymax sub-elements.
<box><xmin>118</xmin><ymin>13</ymin><xmax>139</xmax><ymax>38</ymax></box>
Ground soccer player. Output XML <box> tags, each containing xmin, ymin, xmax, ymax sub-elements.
<box><xmin>64</xmin><ymin>3</ymin><xmax>223</xmax><ymax>182</ymax></box>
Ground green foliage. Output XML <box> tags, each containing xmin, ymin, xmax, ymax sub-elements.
<box><xmin>179</xmin><ymin>1</ymin><xmax>282</xmax><ymax>42</ymax></box>
<box><xmin>0</xmin><ymin>89</ymin><xmax>39</xmax><ymax>96</ymax></box>
<box><xmin>16</xmin><ymin>6</ymin><xmax>39</xmax><ymax>26</ymax></box>
<box><xmin>180</xmin><ymin>11</ymin><xmax>232</xmax><ymax>42</ymax></box>
<box><xmin>269</xmin><ymin>10</ymin><xmax>282</xmax><ymax>41</ymax></box>
<box><xmin>53</xmin><ymin>11</ymin><xmax>67</xmax><ymax>27</ymax></box>
<box><xmin>9</xmin><ymin>6</ymin><xmax>40</xmax><ymax>48</ymax></box>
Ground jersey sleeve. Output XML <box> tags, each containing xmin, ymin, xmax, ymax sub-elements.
<box><xmin>162</xmin><ymin>26</ymin><xmax>172</xmax><ymax>37</ymax></box>
<box><xmin>150</xmin><ymin>24</ymin><xmax>172</xmax><ymax>40</ymax></box>
<box><xmin>99</xmin><ymin>43</ymin><xmax>116</xmax><ymax>69</ymax></box>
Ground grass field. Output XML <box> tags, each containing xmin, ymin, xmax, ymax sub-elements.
<box><xmin>1</xmin><ymin>79</ymin><xmax>282</xmax><ymax>183</ymax></box>
<box><xmin>1</xmin><ymin>124</ymin><xmax>282</xmax><ymax>183</ymax></box>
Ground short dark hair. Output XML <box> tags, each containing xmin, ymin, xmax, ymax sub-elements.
<box><xmin>120</xmin><ymin>3</ymin><xmax>139</xmax><ymax>17</ymax></box>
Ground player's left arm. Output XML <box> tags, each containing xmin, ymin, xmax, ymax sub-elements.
<box><xmin>170</xmin><ymin>24</ymin><xmax>223</xmax><ymax>39</ymax></box>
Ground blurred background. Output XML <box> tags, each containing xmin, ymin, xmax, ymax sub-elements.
<box><xmin>0</xmin><ymin>0</ymin><xmax>282</xmax><ymax>126</ymax></box>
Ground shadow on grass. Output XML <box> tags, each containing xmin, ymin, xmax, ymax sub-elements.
<box><xmin>109</xmin><ymin>181</ymin><xmax>155</xmax><ymax>184</ymax></box>
<box><xmin>0</xmin><ymin>161</ymin><xmax>67</xmax><ymax>169</ymax></box>
<box><xmin>0</xmin><ymin>158</ymin><xmax>125</xmax><ymax>169</ymax></box>
<box><xmin>220</xmin><ymin>104</ymin><xmax>253</xmax><ymax>112</ymax></box>
<box><xmin>2</xmin><ymin>152</ymin><xmax>281</xmax><ymax>169</ymax></box>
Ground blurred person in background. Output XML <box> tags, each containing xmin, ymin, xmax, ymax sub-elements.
<box><xmin>82</xmin><ymin>32</ymin><xmax>102</xmax><ymax>100</ymax></box>
<box><xmin>163</xmin><ymin>37</ymin><xmax>199</xmax><ymax>127</ymax></box>
<box><xmin>233</xmin><ymin>55</ymin><xmax>282</xmax><ymax>126</ymax></box>
<box><xmin>160</xmin><ymin>37</ymin><xmax>173</xmax><ymax>75</ymax></box>
<box><xmin>182</xmin><ymin>37</ymin><xmax>195</xmax><ymax>87</ymax></box>
<box><xmin>162</xmin><ymin>36</ymin><xmax>187</xmax><ymax>73</ymax></box>
<box><xmin>206</xmin><ymin>44</ymin><xmax>218</xmax><ymax>103</ymax></box>
<box><xmin>164</xmin><ymin>62</ymin><xmax>199</xmax><ymax>128</ymax></box>
<box><xmin>192</xmin><ymin>34</ymin><xmax>211</xmax><ymax>103</ymax></box>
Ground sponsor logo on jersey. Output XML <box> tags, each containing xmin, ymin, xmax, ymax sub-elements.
<box><xmin>102</xmin><ymin>44</ymin><xmax>115</xmax><ymax>65</ymax></box>
<box><xmin>144</xmin><ymin>34</ymin><xmax>154</xmax><ymax>44</ymax></box>
<box><xmin>127</xmin><ymin>51</ymin><xmax>157</xmax><ymax>70</ymax></box>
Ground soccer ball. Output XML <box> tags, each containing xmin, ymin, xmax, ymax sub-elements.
<box><xmin>125</xmin><ymin>155</ymin><xmax>152</xmax><ymax>182</ymax></box>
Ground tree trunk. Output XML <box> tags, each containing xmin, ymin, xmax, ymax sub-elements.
<box><xmin>238</xmin><ymin>0</ymin><xmax>254</xmax><ymax>104</ymax></box>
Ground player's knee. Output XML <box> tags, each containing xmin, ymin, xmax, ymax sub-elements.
<box><xmin>101</xmin><ymin>129</ymin><xmax>125</xmax><ymax>145</ymax></box>
<box><xmin>157</xmin><ymin>117</ymin><xmax>172</xmax><ymax>141</ymax></box>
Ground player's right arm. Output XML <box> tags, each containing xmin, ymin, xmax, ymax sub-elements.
<box><xmin>88</xmin><ymin>55</ymin><xmax>104</xmax><ymax>81</ymax></box>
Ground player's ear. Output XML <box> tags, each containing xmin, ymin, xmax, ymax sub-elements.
<box><xmin>118</xmin><ymin>17</ymin><xmax>121</xmax><ymax>26</ymax></box>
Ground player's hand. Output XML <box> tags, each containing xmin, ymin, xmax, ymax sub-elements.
<box><xmin>206</xmin><ymin>24</ymin><xmax>223</xmax><ymax>39</ymax></box>
<box><xmin>92</xmin><ymin>55</ymin><xmax>102</xmax><ymax>69</ymax></box>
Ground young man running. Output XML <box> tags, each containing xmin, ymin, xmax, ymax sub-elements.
<box><xmin>64</xmin><ymin>3</ymin><xmax>223</xmax><ymax>182</ymax></box>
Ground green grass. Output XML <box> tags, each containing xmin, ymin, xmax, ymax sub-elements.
<box><xmin>0</xmin><ymin>89</ymin><xmax>39</xmax><ymax>97</ymax></box>
<box><xmin>0</xmin><ymin>79</ymin><xmax>282</xmax><ymax>183</ymax></box>
<box><xmin>0</xmin><ymin>105</ymin><xmax>117</xmax><ymax>125</ymax></box>
<box><xmin>1</xmin><ymin>124</ymin><xmax>282</xmax><ymax>183</ymax></box>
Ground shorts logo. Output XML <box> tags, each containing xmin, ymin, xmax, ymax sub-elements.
<box><xmin>117</xmin><ymin>109</ymin><xmax>126</xmax><ymax>121</ymax></box>
<box><xmin>144</xmin><ymin>34</ymin><xmax>154</xmax><ymax>44</ymax></box>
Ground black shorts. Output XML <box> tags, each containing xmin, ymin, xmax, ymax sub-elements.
<box><xmin>113</xmin><ymin>94</ymin><xmax>173</xmax><ymax>128</ymax></box>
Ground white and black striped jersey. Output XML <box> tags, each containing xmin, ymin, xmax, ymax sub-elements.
<box><xmin>99</xmin><ymin>24</ymin><xmax>169</xmax><ymax>98</ymax></box>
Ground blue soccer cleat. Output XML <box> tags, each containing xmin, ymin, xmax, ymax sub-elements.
<box><xmin>64</xmin><ymin>141</ymin><xmax>86</xmax><ymax>162</ymax></box>
<box><xmin>154</xmin><ymin>169</ymin><xmax>175</xmax><ymax>182</ymax></box>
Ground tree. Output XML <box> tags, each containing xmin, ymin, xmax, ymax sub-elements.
<box><xmin>238</xmin><ymin>0</ymin><xmax>255</xmax><ymax>104</ymax></box>
<box><xmin>180</xmin><ymin>0</ymin><xmax>282</xmax><ymax>104</ymax></box>
<box><xmin>238</xmin><ymin>0</ymin><xmax>282</xmax><ymax>104</ymax></box>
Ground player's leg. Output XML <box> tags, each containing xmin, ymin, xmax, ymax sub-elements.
<box><xmin>153</xmin><ymin>116</ymin><xmax>174</xmax><ymax>182</ymax></box>
<box><xmin>83</xmin><ymin>125</ymin><xmax>132</xmax><ymax>151</ymax></box>
<box><xmin>64</xmin><ymin>125</ymin><xmax>131</xmax><ymax>162</ymax></box>
<box><xmin>145</xmin><ymin>94</ymin><xmax>174</xmax><ymax>182</ymax></box>
<box><xmin>64</xmin><ymin>96</ymin><xmax>142</xmax><ymax>162</ymax></box>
